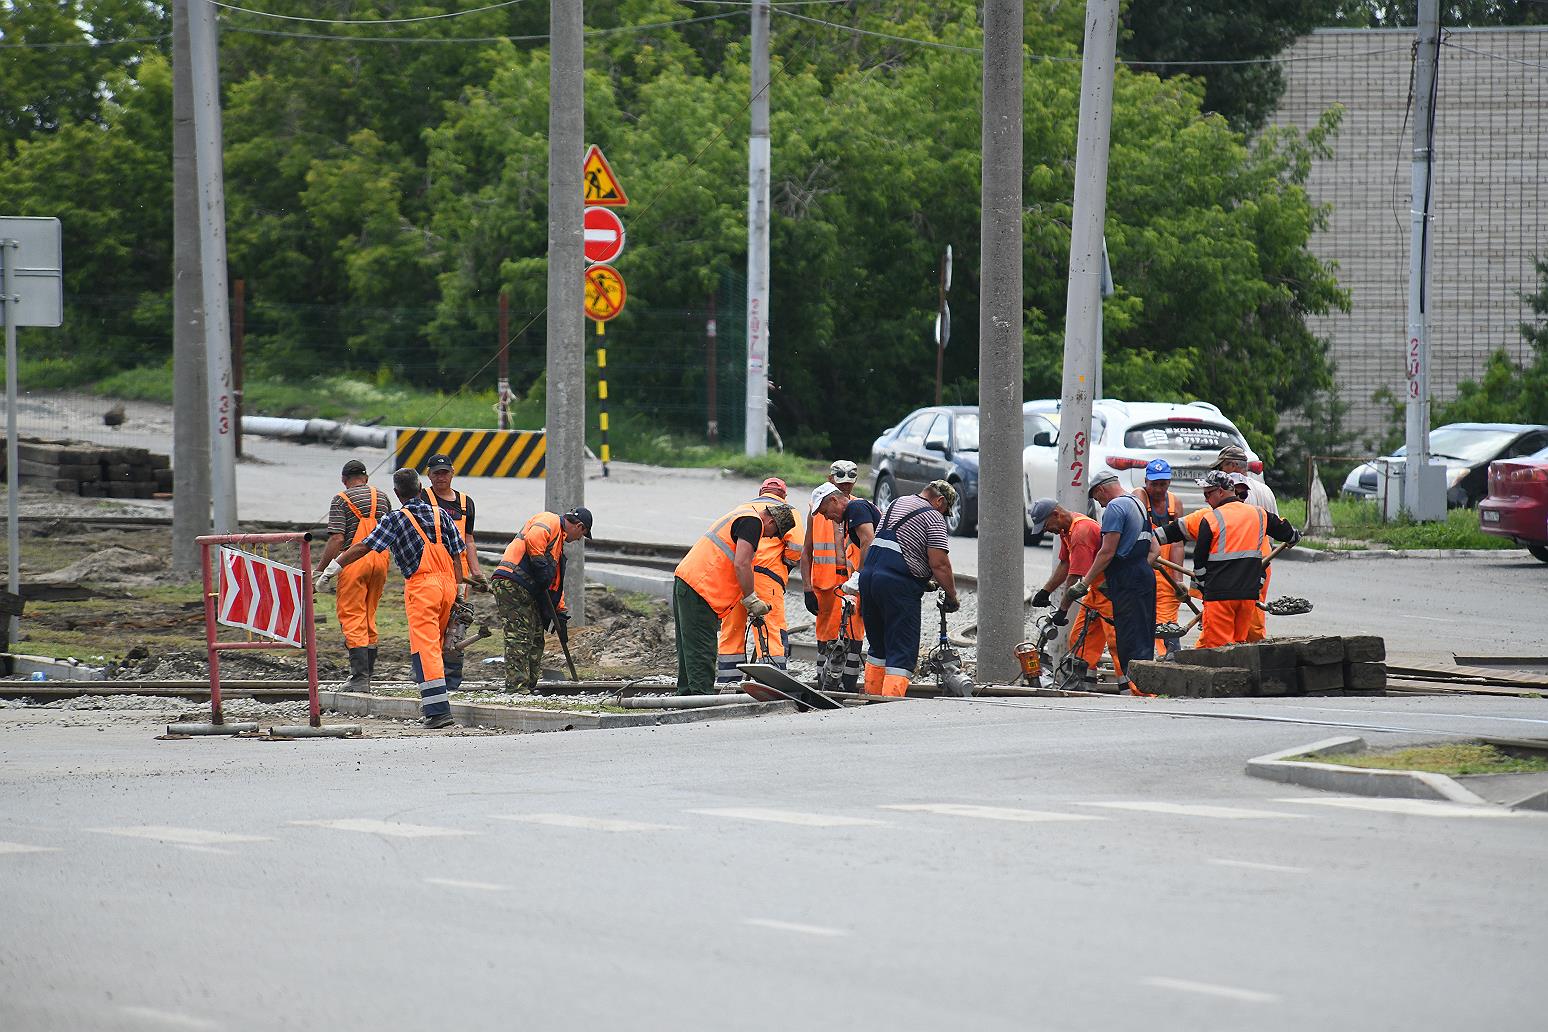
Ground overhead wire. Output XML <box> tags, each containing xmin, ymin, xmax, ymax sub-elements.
<box><xmin>217</xmin><ymin>11</ymin><xmax>741</xmax><ymax>45</ymax></box>
<box><xmin>206</xmin><ymin>0</ymin><xmax>531</xmax><ymax>25</ymax></box>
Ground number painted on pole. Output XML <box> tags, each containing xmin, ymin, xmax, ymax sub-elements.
<box><xmin>1070</xmin><ymin>461</ymin><xmax>1084</xmax><ymax>487</ymax></box>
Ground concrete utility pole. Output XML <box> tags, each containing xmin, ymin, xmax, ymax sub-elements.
<box><xmin>1401</xmin><ymin>0</ymin><xmax>1446</xmax><ymax>521</ymax></box>
<box><xmin>744</xmin><ymin>0</ymin><xmax>771</xmax><ymax>457</ymax></box>
<box><xmin>1056</xmin><ymin>0</ymin><xmax>1119</xmax><ymax>519</ymax></box>
<box><xmin>170</xmin><ymin>1</ymin><xmax>211</xmax><ymax>574</ymax></box>
<box><xmin>188</xmin><ymin>0</ymin><xmax>237</xmax><ymax>532</ymax></box>
<box><xmin>546</xmin><ymin>0</ymin><xmax>586</xmax><ymax>626</ymax></box>
<box><xmin>975</xmin><ymin>0</ymin><xmax>1025</xmax><ymax>685</ymax></box>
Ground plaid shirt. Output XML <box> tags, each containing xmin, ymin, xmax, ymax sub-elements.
<box><xmin>361</xmin><ymin>498</ymin><xmax>465</xmax><ymax>578</ymax></box>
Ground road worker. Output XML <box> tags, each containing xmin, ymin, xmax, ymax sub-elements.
<box><xmin>1213</xmin><ymin>444</ymin><xmax>1278</xmax><ymax>642</ymax></box>
<box><xmin>673</xmin><ymin>500</ymin><xmax>797</xmax><ymax>696</ymax></box>
<box><xmin>421</xmin><ymin>454</ymin><xmax>488</xmax><ymax>694</ymax></box>
<box><xmin>1154</xmin><ymin>471</ymin><xmax>1299</xmax><ymax>649</ymax></box>
<box><xmin>858</xmin><ymin>480</ymin><xmax>957</xmax><ymax>697</ymax></box>
<box><xmin>491</xmin><ymin>507</ymin><xmax>593</xmax><ymax>693</ymax></box>
<box><xmin>1027</xmin><ymin>496</ymin><xmax>1116</xmax><ymax>691</ymax></box>
<box><xmin>1134</xmin><ymin>459</ymin><xmax>1190</xmax><ymax>657</ymax></box>
<box><xmin>313</xmin><ymin>459</ymin><xmax>391</xmax><ymax>692</ymax></box>
<box><xmin>1064</xmin><ymin>471</ymin><xmax>1160</xmax><ymax>692</ymax></box>
<box><xmin>801</xmin><ymin>459</ymin><xmax>863</xmax><ymax>682</ymax></box>
<box><xmin>716</xmin><ymin>478</ymin><xmax>803</xmax><ymax>686</ymax></box>
<box><xmin>318</xmin><ymin>468</ymin><xmax>465</xmax><ymax>728</ymax></box>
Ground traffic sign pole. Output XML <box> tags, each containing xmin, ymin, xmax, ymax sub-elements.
<box><xmin>596</xmin><ymin>320</ymin><xmax>610</xmax><ymax>477</ymax></box>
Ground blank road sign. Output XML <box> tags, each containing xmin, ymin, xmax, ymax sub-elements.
<box><xmin>0</xmin><ymin>216</ymin><xmax>63</xmax><ymax>328</ymax></box>
<box><xmin>583</xmin><ymin>206</ymin><xmax>626</xmax><ymax>265</ymax></box>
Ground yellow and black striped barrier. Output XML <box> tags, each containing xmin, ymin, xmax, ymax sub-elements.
<box><xmin>394</xmin><ymin>429</ymin><xmax>546</xmax><ymax>478</ymax></box>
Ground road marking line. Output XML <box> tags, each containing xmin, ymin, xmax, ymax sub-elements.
<box><xmin>745</xmin><ymin>918</ymin><xmax>850</xmax><ymax>937</ymax></box>
<box><xmin>0</xmin><ymin>841</ymin><xmax>57</xmax><ymax>855</ymax></box>
<box><xmin>425</xmin><ymin>877</ymin><xmax>509</xmax><ymax>892</ymax></box>
<box><xmin>1142</xmin><ymin>976</ymin><xmax>1280</xmax><ymax>1004</ymax></box>
<box><xmin>1277</xmin><ymin>797</ymin><xmax>1534</xmax><ymax>818</ymax></box>
<box><xmin>1080</xmin><ymin>802</ymin><xmax>1309</xmax><ymax>820</ymax></box>
<box><xmin>491</xmin><ymin>813</ymin><xmax>680</xmax><ymax>832</ymax></box>
<box><xmin>119</xmin><ymin>1004</ymin><xmax>222</xmax><ymax>1029</ymax></box>
<box><xmin>176</xmin><ymin>845</ymin><xmax>236</xmax><ymax>856</ymax></box>
<box><xmin>93</xmin><ymin>826</ymin><xmax>272</xmax><ymax>846</ymax></box>
<box><xmin>1207</xmin><ymin>858</ymin><xmax>1310</xmax><ymax>874</ymax></box>
<box><xmin>881</xmin><ymin>803</ymin><xmax>1106</xmax><ymax>823</ymax></box>
<box><xmin>289</xmin><ymin>819</ymin><xmax>475</xmax><ymax>838</ymax></box>
<box><xmin>690</xmin><ymin>807</ymin><xmax>886</xmax><ymax>828</ymax></box>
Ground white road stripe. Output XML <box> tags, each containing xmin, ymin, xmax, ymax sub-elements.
<box><xmin>1081</xmin><ymin>802</ymin><xmax>1309</xmax><ymax>820</ymax></box>
<box><xmin>690</xmin><ymin>807</ymin><xmax>886</xmax><ymax>828</ymax></box>
<box><xmin>1142</xmin><ymin>976</ymin><xmax>1280</xmax><ymax>1004</ymax></box>
<box><xmin>1208</xmin><ymin>858</ymin><xmax>1310</xmax><ymax>874</ymax></box>
<box><xmin>119</xmin><ymin>1004</ymin><xmax>222</xmax><ymax>1029</ymax></box>
<box><xmin>0</xmin><ymin>841</ymin><xmax>58</xmax><ymax>855</ymax></box>
<box><xmin>881</xmin><ymin>803</ymin><xmax>1106</xmax><ymax>823</ymax></box>
<box><xmin>1278</xmin><ymin>797</ymin><xmax>1534</xmax><ymax>818</ymax></box>
<box><xmin>492</xmin><ymin>813</ymin><xmax>679</xmax><ymax>832</ymax></box>
<box><xmin>745</xmin><ymin>918</ymin><xmax>850</xmax><ymax>937</ymax></box>
<box><xmin>290</xmin><ymin>819</ymin><xmax>475</xmax><ymax>838</ymax></box>
<box><xmin>425</xmin><ymin>877</ymin><xmax>510</xmax><ymax>892</ymax></box>
<box><xmin>93</xmin><ymin>826</ymin><xmax>272</xmax><ymax>846</ymax></box>
<box><xmin>176</xmin><ymin>845</ymin><xmax>236</xmax><ymax>856</ymax></box>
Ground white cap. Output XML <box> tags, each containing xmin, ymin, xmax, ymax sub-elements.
<box><xmin>811</xmin><ymin>482</ymin><xmax>841</xmax><ymax>510</ymax></box>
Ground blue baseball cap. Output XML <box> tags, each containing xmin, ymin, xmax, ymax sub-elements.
<box><xmin>1026</xmin><ymin>497</ymin><xmax>1058</xmax><ymax>536</ymax></box>
<box><xmin>1144</xmin><ymin>458</ymin><xmax>1173</xmax><ymax>481</ymax></box>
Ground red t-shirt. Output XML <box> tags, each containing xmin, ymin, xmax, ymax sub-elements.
<box><xmin>1056</xmin><ymin>514</ymin><xmax>1102</xmax><ymax>580</ymax></box>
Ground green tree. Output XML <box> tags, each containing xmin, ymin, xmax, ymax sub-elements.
<box><xmin>1434</xmin><ymin>259</ymin><xmax>1548</xmax><ymax>425</ymax></box>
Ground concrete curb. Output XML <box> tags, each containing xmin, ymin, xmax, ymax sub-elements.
<box><xmin>319</xmin><ymin>690</ymin><xmax>798</xmax><ymax>733</ymax></box>
<box><xmin>1287</xmin><ymin>547</ymin><xmax>1529</xmax><ymax>562</ymax></box>
<box><xmin>1245</xmin><ymin>736</ymin><xmax>1492</xmax><ymax>804</ymax></box>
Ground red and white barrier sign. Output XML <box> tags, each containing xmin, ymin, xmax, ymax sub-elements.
<box><xmin>218</xmin><ymin>547</ymin><xmax>306</xmax><ymax>647</ymax></box>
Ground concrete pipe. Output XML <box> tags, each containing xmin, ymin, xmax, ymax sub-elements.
<box><xmin>267</xmin><ymin>724</ymin><xmax>363</xmax><ymax>738</ymax></box>
<box><xmin>166</xmin><ymin>721</ymin><xmax>260</xmax><ymax>736</ymax></box>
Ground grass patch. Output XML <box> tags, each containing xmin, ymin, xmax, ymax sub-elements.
<box><xmin>1279</xmin><ymin>496</ymin><xmax>1510</xmax><ymax>550</ymax></box>
<box><xmin>1308</xmin><ymin>743</ymin><xmax>1548</xmax><ymax>775</ymax></box>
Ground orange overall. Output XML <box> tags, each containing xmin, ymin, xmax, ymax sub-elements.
<box><xmin>1135</xmin><ymin>487</ymin><xmax>1185</xmax><ymax>655</ymax></box>
<box><xmin>718</xmin><ymin>497</ymin><xmax>802</xmax><ymax>683</ymax></box>
<box><xmin>404</xmin><ymin>509</ymin><xmax>460</xmax><ymax>718</ymax></box>
<box><xmin>1057</xmin><ymin>513</ymin><xmax>1120</xmax><ymax>677</ymax></box>
<box><xmin>1176</xmin><ymin>502</ymin><xmax>1268</xmax><ymax>649</ymax></box>
<box><xmin>335</xmin><ymin>488</ymin><xmax>389</xmax><ymax>649</ymax></box>
<box><xmin>428</xmin><ymin>489</ymin><xmax>472</xmax><ymax>578</ymax></box>
<box><xmin>807</xmin><ymin>503</ymin><xmax>865</xmax><ymax>644</ymax></box>
<box><xmin>1248</xmin><ymin>531</ymin><xmax>1273</xmax><ymax>643</ymax></box>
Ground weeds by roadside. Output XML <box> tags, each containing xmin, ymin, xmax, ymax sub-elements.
<box><xmin>1279</xmin><ymin>497</ymin><xmax>1510</xmax><ymax>550</ymax></box>
<box><xmin>1306</xmin><ymin>743</ymin><xmax>1548</xmax><ymax>776</ymax></box>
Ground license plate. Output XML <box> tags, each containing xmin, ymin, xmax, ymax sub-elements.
<box><xmin>1172</xmin><ymin>468</ymin><xmax>1207</xmax><ymax>481</ymax></box>
<box><xmin>1481</xmin><ymin>510</ymin><xmax>1500</xmax><ymax>523</ymax></box>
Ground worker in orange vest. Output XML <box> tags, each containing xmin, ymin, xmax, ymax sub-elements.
<box><xmin>313</xmin><ymin>459</ymin><xmax>391</xmax><ymax>692</ymax></box>
<box><xmin>491</xmin><ymin>507</ymin><xmax>593</xmax><ymax>692</ymax></box>
<box><xmin>318</xmin><ymin>468</ymin><xmax>466</xmax><ymax>728</ymax></box>
<box><xmin>421</xmin><ymin>454</ymin><xmax>488</xmax><ymax>695</ymax></box>
<box><xmin>800</xmin><ymin>460</ymin><xmax>864</xmax><ymax>683</ymax></box>
<box><xmin>1134</xmin><ymin>459</ymin><xmax>1190</xmax><ymax>657</ymax></box>
<box><xmin>674</xmin><ymin>500</ymin><xmax>796</xmax><ymax>696</ymax></box>
<box><xmin>1154</xmin><ymin>471</ymin><xmax>1299</xmax><ymax>648</ymax></box>
<box><xmin>717</xmin><ymin>478</ymin><xmax>803</xmax><ymax>686</ymax></box>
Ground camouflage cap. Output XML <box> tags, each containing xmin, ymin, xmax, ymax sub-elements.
<box><xmin>765</xmin><ymin>503</ymin><xmax>796</xmax><ymax>536</ymax></box>
<box><xmin>927</xmin><ymin>479</ymin><xmax>958</xmax><ymax>511</ymax></box>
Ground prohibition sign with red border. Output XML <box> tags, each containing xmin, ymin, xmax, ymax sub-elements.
<box><xmin>583</xmin><ymin>206</ymin><xmax>626</xmax><ymax>265</ymax></box>
<box><xmin>583</xmin><ymin>264</ymin><xmax>627</xmax><ymax>322</ymax></box>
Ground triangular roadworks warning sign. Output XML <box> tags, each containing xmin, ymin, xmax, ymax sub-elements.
<box><xmin>582</xmin><ymin>144</ymin><xmax>629</xmax><ymax>207</ymax></box>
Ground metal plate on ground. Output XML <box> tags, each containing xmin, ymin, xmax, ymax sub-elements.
<box><xmin>737</xmin><ymin>663</ymin><xmax>843</xmax><ymax>711</ymax></box>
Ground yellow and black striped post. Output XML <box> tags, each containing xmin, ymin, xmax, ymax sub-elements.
<box><xmin>394</xmin><ymin>429</ymin><xmax>546</xmax><ymax>478</ymax></box>
<box><xmin>596</xmin><ymin>319</ymin><xmax>610</xmax><ymax>477</ymax></box>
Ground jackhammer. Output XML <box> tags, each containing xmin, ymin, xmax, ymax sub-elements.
<box><xmin>923</xmin><ymin>591</ymin><xmax>975</xmax><ymax>697</ymax></box>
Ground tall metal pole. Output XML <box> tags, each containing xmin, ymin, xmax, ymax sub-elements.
<box><xmin>1403</xmin><ymin>0</ymin><xmax>1441</xmax><ymax>519</ymax></box>
<box><xmin>976</xmin><ymin>0</ymin><xmax>1025</xmax><ymax>685</ymax></box>
<box><xmin>171</xmin><ymin>0</ymin><xmax>212</xmax><ymax>574</ymax></box>
<box><xmin>744</xmin><ymin>0</ymin><xmax>771</xmax><ymax>457</ymax></box>
<box><xmin>706</xmin><ymin>293</ymin><xmax>719</xmax><ymax>444</ymax></box>
<box><xmin>3</xmin><ymin>239</ymin><xmax>18</xmax><ymax>645</ymax></box>
<box><xmin>1056</xmin><ymin>0</ymin><xmax>1119</xmax><ymax>519</ymax></box>
<box><xmin>188</xmin><ymin>0</ymin><xmax>237</xmax><ymax>532</ymax></box>
<box><xmin>546</xmin><ymin>0</ymin><xmax>586</xmax><ymax>625</ymax></box>
<box><xmin>497</xmin><ymin>290</ymin><xmax>511</xmax><ymax>430</ymax></box>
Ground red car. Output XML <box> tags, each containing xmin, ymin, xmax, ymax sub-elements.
<box><xmin>1479</xmin><ymin>444</ymin><xmax>1548</xmax><ymax>563</ymax></box>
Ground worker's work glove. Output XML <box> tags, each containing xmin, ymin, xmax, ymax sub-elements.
<box><xmin>1286</xmin><ymin>529</ymin><xmax>1302</xmax><ymax>548</ymax></box>
<box><xmin>1050</xmin><ymin>609</ymin><xmax>1069</xmax><ymax>627</ymax></box>
<box><xmin>1031</xmin><ymin>588</ymin><xmax>1052</xmax><ymax>609</ymax></box>
<box><xmin>315</xmin><ymin>559</ymin><xmax>342</xmax><ymax>590</ymax></box>
<box><xmin>553</xmin><ymin>608</ymin><xmax>570</xmax><ymax>624</ymax></box>
<box><xmin>1065</xmin><ymin>579</ymin><xmax>1090</xmax><ymax>602</ymax></box>
<box><xmin>938</xmin><ymin>593</ymin><xmax>961</xmax><ymax>614</ymax></box>
<box><xmin>468</xmin><ymin>570</ymin><xmax>491</xmax><ymax>592</ymax></box>
<box><xmin>803</xmin><ymin>591</ymin><xmax>819</xmax><ymax>616</ymax></box>
<box><xmin>742</xmin><ymin>593</ymin><xmax>772</xmax><ymax>619</ymax></box>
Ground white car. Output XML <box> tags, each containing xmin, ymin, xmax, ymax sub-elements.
<box><xmin>1022</xmin><ymin>399</ymin><xmax>1261</xmax><ymax>541</ymax></box>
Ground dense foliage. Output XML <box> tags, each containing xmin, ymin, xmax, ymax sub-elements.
<box><xmin>1434</xmin><ymin>259</ymin><xmax>1548</xmax><ymax>426</ymax></box>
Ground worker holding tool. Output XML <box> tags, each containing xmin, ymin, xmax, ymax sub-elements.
<box><xmin>1214</xmin><ymin>445</ymin><xmax>1278</xmax><ymax>641</ymax></box>
<box><xmin>1228</xmin><ymin>470</ymin><xmax>1279</xmax><ymax>641</ymax></box>
<box><xmin>716</xmin><ymin>479</ymin><xmax>803</xmax><ymax>687</ymax></box>
<box><xmin>317</xmin><ymin>468</ymin><xmax>465</xmax><ymax>729</ymax></box>
<box><xmin>421</xmin><ymin>454</ymin><xmax>488</xmax><ymax>694</ymax></box>
<box><xmin>491</xmin><ymin>507</ymin><xmax>594</xmax><ymax>692</ymax></box>
<box><xmin>858</xmin><ymin>480</ymin><xmax>957</xmax><ymax>698</ymax></box>
<box><xmin>1068</xmin><ymin>471</ymin><xmax>1160</xmax><ymax>692</ymax></box>
<box><xmin>314</xmin><ymin>459</ymin><xmax>391</xmax><ymax>693</ymax></box>
<box><xmin>1027</xmin><ymin>496</ymin><xmax>1117</xmax><ymax>690</ymax></box>
<box><xmin>674</xmin><ymin>500</ymin><xmax>797</xmax><ymax>696</ymax></box>
<box><xmin>1154</xmin><ymin>470</ymin><xmax>1300</xmax><ymax>649</ymax></box>
<box><xmin>1134</xmin><ymin>459</ymin><xmax>1190</xmax><ymax>657</ymax></box>
<box><xmin>801</xmin><ymin>459</ymin><xmax>868</xmax><ymax>686</ymax></box>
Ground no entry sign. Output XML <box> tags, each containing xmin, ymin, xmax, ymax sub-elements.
<box><xmin>583</xmin><ymin>206</ymin><xmax>626</xmax><ymax>265</ymax></box>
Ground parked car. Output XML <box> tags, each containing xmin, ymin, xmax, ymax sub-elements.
<box><xmin>1478</xmin><ymin>443</ymin><xmax>1548</xmax><ymax>563</ymax></box>
<box><xmin>1340</xmin><ymin>423</ymin><xmax>1548</xmax><ymax>508</ymax></box>
<box><xmin>870</xmin><ymin>406</ymin><xmax>981</xmax><ymax>535</ymax></box>
<box><xmin>1022</xmin><ymin>399</ymin><xmax>1259</xmax><ymax>541</ymax></box>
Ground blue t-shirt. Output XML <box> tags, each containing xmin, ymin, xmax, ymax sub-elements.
<box><xmin>843</xmin><ymin>498</ymin><xmax>880</xmax><ymax>547</ymax></box>
<box><xmin>1099</xmin><ymin>494</ymin><xmax>1148</xmax><ymax>559</ymax></box>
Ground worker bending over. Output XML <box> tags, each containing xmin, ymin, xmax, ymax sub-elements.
<box><xmin>1154</xmin><ymin>471</ymin><xmax>1299</xmax><ymax>648</ymax></box>
<box><xmin>717</xmin><ymin>478</ymin><xmax>803</xmax><ymax>686</ymax></box>
<box><xmin>1065</xmin><ymin>471</ymin><xmax>1159</xmax><ymax>692</ymax></box>
<box><xmin>318</xmin><ymin>468</ymin><xmax>465</xmax><ymax>729</ymax></box>
<box><xmin>1027</xmin><ymin>496</ymin><xmax>1114</xmax><ymax>690</ymax></box>
<box><xmin>1134</xmin><ymin>459</ymin><xmax>1190</xmax><ymax>656</ymax></box>
<box><xmin>674</xmin><ymin>501</ymin><xmax>797</xmax><ymax>696</ymax></box>
<box><xmin>314</xmin><ymin>459</ymin><xmax>391</xmax><ymax>692</ymax></box>
<box><xmin>858</xmin><ymin>480</ymin><xmax>958</xmax><ymax>698</ymax></box>
<box><xmin>801</xmin><ymin>460</ymin><xmax>869</xmax><ymax>688</ymax></box>
<box><xmin>491</xmin><ymin>507</ymin><xmax>594</xmax><ymax>693</ymax></box>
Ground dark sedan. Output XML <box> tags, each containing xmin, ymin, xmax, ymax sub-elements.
<box><xmin>869</xmin><ymin>406</ymin><xmax>979</xmax><ymax>535</ymax></box>
<box><xmin>1341</xmin><ymin>422</ymin><xmax>1548</xmax><ymax>508</ymax></box>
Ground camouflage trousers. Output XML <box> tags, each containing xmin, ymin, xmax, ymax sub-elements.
<box><xmin>492</xmin><ymin>578</ymin><xmax>544</xmax><ymax>692</ymax></box>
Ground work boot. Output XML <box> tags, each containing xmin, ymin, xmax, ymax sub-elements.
<box><xmin>366</xmin><ymin>646</ymin><xmax>378</xmax><ymax>676</ymax></box>
<box><xmin>421</xmin><ymin>713</ymin><xmax>454</xmax><ymax>730</ymax></box>
<box><xmin>346</xmin><ymin>647</ymin><xmax>371</xmax><ymax>693</ymax></box>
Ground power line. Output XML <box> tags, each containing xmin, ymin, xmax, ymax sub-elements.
<box><xmin>1442</xmin><ymin>39</ymin><xmax>1548</xmax><ymax>71</ymax></box>
<box><xmin>207</xmin><ymin>0</ymin><xmax>531</xmax><ymax>25</ymax></box>
<box><xmin>217</xmin><ymin>11</ymin><xmax>741</xmax><ymax>45</ymax></box>
<box><xmin>0</xmin><ymin>33</ymin><xmax>168</xmax><ymax>50</ymax></box>
<box><xmin>774</xmin><ymin>10</ymin><xmax>985</xmax><ymax>54</ymax></box>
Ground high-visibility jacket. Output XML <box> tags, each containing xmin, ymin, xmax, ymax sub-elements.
<box><xmin>749</xmin><ymin>496</ymin><xmax>802</xmax><ymax>592</ymax></box>
<box><xmin>1177</xmin><ymin>499</ymin><xmax>1268</xmax><ymax>601</ymax></box>
<box><xmin>675</xmin><ymin>503</ymin><xmax>762</xmax><ymax>617</ymax></box>
<box><xmin>1133</xmin><ymin>487</ymin><xmax>1183</xmax><ymax>530</ymax></box>
<box><xmin>494</xmin><ymin>511</ymin><xmax>568</xmax><ymax>612</ymax></box>
<box><xmin>427</xmin><ymin>489</ymin><xmax>472</xmax><ymax>577</ymax></box>
<box><xmin>805</xmin><ymin>503</ymin><xmax>847</xmax><ymax>589</ymax></box>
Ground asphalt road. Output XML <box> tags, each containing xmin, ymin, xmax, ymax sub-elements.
<box><xmin>2</xmin><ymin>694</ymin><xmax>1546</xmax><ymax>1031</ymax></box>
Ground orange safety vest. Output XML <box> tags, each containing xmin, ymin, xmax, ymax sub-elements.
<box><xmin>805</xmin><ymin>503</ymin><xmax>847</xmax><ymax>589</ymax></box>
<box><xmin>748</xmin><ymin>496</ymin><xmax>802</xmax><ymax>591</ymax></box>
<box><xmin>1181</xmin><ymin>499</ymin><xmax>1268</xmax><ymax>562</ymax></box>
<box><xmin>495</xmin><ymin>512</ymin><xmax>568</xmax><ymax>611</ymax></box>
<box><xmin>339</xmin><ymin>487</ymin><xmax>386</xmax><ymax>547</ymax></box>
<box><xmin>427</xmin><ymin>489</ymin><xmax>471</xmax><ymax>575</ymax></box>
<box><xmin>675</xmin><ymin>503</ymin><xmax>762</xmax><ymax>617</ymax></box>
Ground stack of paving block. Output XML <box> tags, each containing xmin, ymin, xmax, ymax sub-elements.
<box><xmin>1128</xmin><ymin>635</ymin><xmax>1386</xmax><ymax>699</ymax></box>
<box><xmin>1</xmin><ymin>438</ymin><xmax>173</xmax><ymax>499</ymax></box>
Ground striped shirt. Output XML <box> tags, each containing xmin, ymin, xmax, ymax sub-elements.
<box><xmin>360</xmin><ymin>499</ymin><xmax>465</xmax><ymax>579</ymax></box>
<box><xmin>327</xmin><ymin>485</ymin><xmax>391</xmax><ymax>543</ymax></box>
<box><xmin>877</xmin><ymin>495</ymin><xmax>950</xmax><ymax>579</ymax></box>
